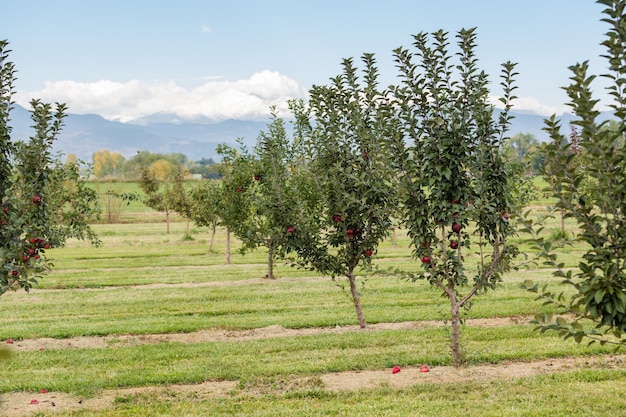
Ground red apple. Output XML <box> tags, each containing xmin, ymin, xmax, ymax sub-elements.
<box><xmin>43</xmin><ymin>243</ymin><xmax>51</xmax><ymax>250</ymax></box>
<box><xmin>420</xmin><ymin>364</ymin><xmax>430</xmax><ymax>373</ymax></box>
<box><xmin>452</xmin><ymin>223</ymin><xmax>462</xmax><ymax>233</ymax></box>
<box><xmin>392</xmin><ymin>366</ymin><xmax>401</xmax><ymax>374</ymax></box>
<box><xmin>40</xmin><ymin>389</ymin><xmax>48</xmax><ymax>394</ymax></box>
<box><xmin>30</xmin><ymin>399</ymin><xmax>39</xmax><ymax>405</ymax></box>
<box><xmin>32</xmin><ymin>195</ymin><xmax>41</xmax><ymax>204</ymax></box>
<box><xmin>332</xmin><ymin>214</ymin><xmax>342</xmax><ymax>223</ymax></box>
<box><xmin>22</xmin><ymin>255</ymin><xmax>29</xmax><ymax>262</ymax></box>
<box><xmin>254</xmin><ymin>175</ymin><xmax>260</xmax><ymax>181</ymax></box>
<box><xmin>11</xmin><ymin>269</ymin><xmax>19</xmax><ymax>276</ymax></box>
<box><xmin>29</xmin><ymin>237</ymin><xmax>36</xmax><ymax>244</ymax></box>
<box><xmin>33</xmin><ymin>254</ymin><xmax>40</xmax><ymax>260</ymax></box>
<box><xmin>346</xmin><ymin>229</ymin><xmax>354</xmax><ymax>238</ymax></box>
<box><xmin>501</xmin><ymin>211</ymin><xmax>510</xmax><ymax>222</ymax></box>
<box><xmin>6</xmin><ymin>339</ymin><xmax>13</xmax><ymax>344</ymax></box>
<box><xmin>421</xmin><ymin>255</ymin><xmax>431</xmax><ymax>264</ymax></box>
<box><xmin>27</xmin><ymin>248</ymin><xmax>35</xmax><ymax>255</ymax></box>
<box><xmin>450</xmin><ymin>240</ymin><xmax>459</xmax><ymax>249</ymax></box>
<box><xmin>236</xmin><ymin>187</ymin><xmax>242</xmax><ymax>193</ymax></box>
<box><xmin>365</xmin><ymin>249</ymin><xmax>373</xmax><ymax>257</ymax></box>
<box><xmin>2</xmin><ymin>206</ymin><xmax>7</xmax><ymax>213</ymax></box>
<box><xmin>286</xmin><ymin>226</ymin><xmax>295</xmax><ymax>234</ymax></box>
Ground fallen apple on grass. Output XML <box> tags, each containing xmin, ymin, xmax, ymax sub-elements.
<box><xmin>392</xmin><ymin>366</ymin><xmax>401</xmax><ymax>374</ymax></box>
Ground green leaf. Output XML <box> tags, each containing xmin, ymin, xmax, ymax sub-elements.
<box><xmin>594</xmin><ymin>288</ymin><xmax>606</xmax><ymax>304</ymax></box>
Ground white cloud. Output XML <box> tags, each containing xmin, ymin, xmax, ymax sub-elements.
<box><xmin>489</xmin><ymin>95</ymin><xmax>570</xmax><ymax>116</ymax></box>
<box><xmin>201</xmin><ymin>24</ymin><xmax>211</xmax><ymax>33</ymax></box>
<box><xmin>13</xmin><ymin>71</ymin><xmax>308</xmax><ymax>123</ymax></box>
<box><xmin>14</xmin><ymin>76</ymin><xmax>573</xmax><ymax>123</ymax></box>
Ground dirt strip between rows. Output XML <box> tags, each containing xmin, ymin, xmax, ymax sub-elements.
<box><xmin>5</xmin><ymin>317</ymin><xmax>529</xmax><ymax>351</ymax></box>
<box><xmin>3</xmin><ymin>353</ymin><xmax>624</xmax><ymax>417</ymax></box>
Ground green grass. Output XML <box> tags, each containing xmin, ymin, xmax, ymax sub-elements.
<box><xmin>0</xmin><ymin>215</ymin><xmax>581</xmax><ymax>340</ymax></box>
<box><xmin>54</xmin><ymin>369</ymin><xmax>626</xmax><ymax>417</ymax></box>
<box><xmin>0</xmin><ymin>326</ymin><xmax>618</xmax><ymax>396</ymax></box>
<box><xmin>0</xmin><ymin>272</ymin><xmax>568</xmax><ymax>340</ymax></box>
<box><xmin>1</xmin><ymin>192</ymin><xmax>622</xmax><ymax>416</ymax></box>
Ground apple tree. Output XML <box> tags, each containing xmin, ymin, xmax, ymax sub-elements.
<box><xmin>386</xmin><ymin>28</ymin><xmax>519</xmax><ymax>365</ymax></box>
<box><xmin>214</xmin><ymin>142</ymin><xmax>265</xmax><ymax>266</ymax></box>
<box><xmin>215</xmin><ymin>111</ymin><xmax>303</xmax><ymax>279</ymax></box>
<box><xmin>190</xmin><ymin>179</ymin><xmax>224</xmax><ymax>253</ymax></box>
<box><xmin>524</xmin><ymin>0</ymin><xmax>626</xmax><ymax>346</ymax></box>
<box><xmin>285</xmin><ymin>54</ymin><xmax>397</xmax><ymax>328</ymax></box>
<box><xmin>138</xmin><ymin>167</ymin><xmax>175</xmax><ymax>233</ymax></box>
<box><xmin>168</xmin><ymin>166</ymin><xmax>194</xmax><ymax>236</ymax></box>
<box><xmin>1</xmin><ymin>40</ymin><xmax>99</xmax><ymax>296</ymax></box>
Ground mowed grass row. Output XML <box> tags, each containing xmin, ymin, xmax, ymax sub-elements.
<box><xmin>0</xmin><ymin>217</ymin><xmax>583</xmax><ymax>340</ymax></box>
<box><xmin>55</xmin><ymin>369</ymin><xmax>626</xmax><ymax>417</ymax></box>
<box><xmin>41</xmin><ymin>213</ymin><xmax>586</xmax><ymax>288</ymax></box>
<box><xmin>0</xmin><ymin>272</ymin><xmax>566</xmax><ymax>340</ymax></box>
<box><xmin>1</xmin><ymin>323</ymin><xmax>622</xmax><ymax>396</ymax></box>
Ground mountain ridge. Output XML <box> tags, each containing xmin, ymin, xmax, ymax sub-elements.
<box><xmin>7</xmin><ymin>104</ymin><xmax>613</xmax><ymax>162</ymax></box>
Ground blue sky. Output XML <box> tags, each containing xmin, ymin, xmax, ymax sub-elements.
<box><xmin>3</xmin><ymin>1</ymin><xmax>610</xmax><ymax>122</ymax></box>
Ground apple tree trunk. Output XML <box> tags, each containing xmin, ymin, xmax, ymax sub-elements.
<box><xmin>450</xmin><ymin>300</ymin><xmax>463</xmax><ymax>367</ymax></box>
<box><xmin>208</xmin><ymin>223</ymin><xmax>216</xmax><ymax>252</ymax></box>
<box><xmin>348</xmin><ymin>269</ymin><xmax>366</xmax><ymax>328</ymax></box>
<box><xmin>225</xmin><ymin>228</ymin><xmax>231</xmax><ymax>265</ymax></box>
<box><xmin>267</xmin><ymin>243</ymin><xmax>275</xmax><ymax>279</ymax></box>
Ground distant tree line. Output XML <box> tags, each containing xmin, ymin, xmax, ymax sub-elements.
<box><xmin>86</xmin><ymin>131</ymin><xmax>560</xmax><ymax>183</ymax></box>
<box><xmin>90</xmin><ymin>149</ymin><xmax>221</xmax><ymax>180</ymax></box>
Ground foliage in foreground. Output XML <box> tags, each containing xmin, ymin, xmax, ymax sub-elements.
<box><xmin>0</xmin><ymin>40</ymin><xmax>99</xmax><ymax>296</ymax></box>
<box><xmin>524</xmin><ymin>0</ymin><xmax>626</xmax><ymax>348</ymax></box>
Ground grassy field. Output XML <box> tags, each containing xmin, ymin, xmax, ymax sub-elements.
<box><xmin>1</xmin><ymin>190</ymin><xmax>625</xmax><ymax>416</ymax></box>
